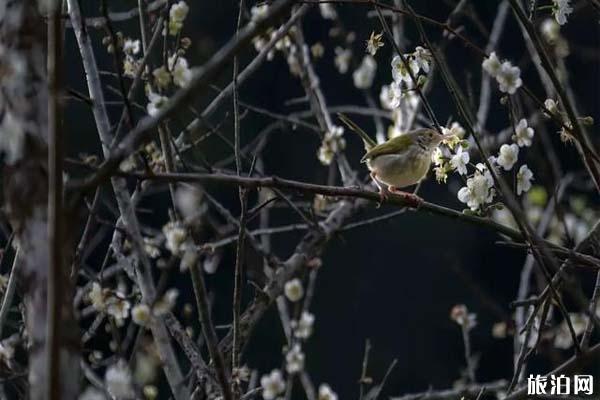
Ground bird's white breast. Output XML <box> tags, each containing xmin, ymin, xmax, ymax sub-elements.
<box><xmin>367</xmin><ymin>149</ymin><xmax>431</xmax><ymax>188</ymax></box>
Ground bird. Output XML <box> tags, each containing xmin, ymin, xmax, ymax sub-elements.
<box><xmin>338</xmin><ymin>113</ymin><xmax>448</xmax><ymax>204</ymax></box>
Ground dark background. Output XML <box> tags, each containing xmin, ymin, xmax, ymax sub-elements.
<box><xmin>63</xmin><ymin>0</ymin><xmax>600</xmax><ymax>397</ymax></box>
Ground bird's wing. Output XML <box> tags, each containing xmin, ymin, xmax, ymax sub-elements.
<box><xmin>361</xmin><ymin>134</ymin><xmax>412</xmax><ymax>162</ymax></box>
<box><xmin>337</xmin><ymin>113</ymin><xmax>377</xmax><ymax>151</ymax></box>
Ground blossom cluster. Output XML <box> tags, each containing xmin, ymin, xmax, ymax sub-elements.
<box><xmin>104</xmin><ymin>0</ymin><xmax>195</xmax><ymax>118</ymax></box>
<box><xmin>259</xmin><ymin>275</ymin><xmax>337</xmax><ymax>400</ymax></box>
<box><xmin>482</xmin><ymin>52</ymin><xmax>522</xmax><ymax>94</ymax></box>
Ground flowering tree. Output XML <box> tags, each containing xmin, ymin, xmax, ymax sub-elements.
<box><xmin>0</xmin><ymin>0</ymin><xmax>599</xmax><ymax>399</ymax></box>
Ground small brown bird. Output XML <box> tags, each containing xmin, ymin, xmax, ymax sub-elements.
<box><xmin>338</xmin><ymin>113</ymin><xmax>447</xmax><ymax>203</ymax></box>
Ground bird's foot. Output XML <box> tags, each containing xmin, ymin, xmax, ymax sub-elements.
<box><xmin>376</xmin><ymin>187</ymin><xmax>389</xmax><ymax>208</ymax></box>
<box><xmin>388</xmin><ymin>187</ymin><xmax>424</xmax><ymax>208</ymax></box>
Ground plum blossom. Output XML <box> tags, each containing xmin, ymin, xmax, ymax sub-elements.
<box><xmin>450</xmin><ymin>146</ymin><xmax>469</xmax><ymax>175</ymax></box>
<box><xmin>334</xmin><ymin>47</ymin><xmax>352</xmax><ymax>74</ymax></box>
<box><xmin>482</xmin><ymin>53</ymin><xmax>522</xmax><ymax>94</ymax></box>
<box><xmin>152</xmin><ymin>66</ymin><xmax>171</xmax><ymax>89</ymax></box>
<box><xmin>391</xmin><ymin>55</ymin><xmax>418</xmax><ymax>83</ymax></box>
<box><xmin>105</xmin><ymin>360</ymin><xmax>135</xmax><ymax>399</ymax></box>
<box><xmin>496</xmin><ymin>62</ymin><xmax>522</xmax><ymax>94</ymax></box>
<box><xmin>122</xmin><ymin>39</ymin><xmax>140</xmax><ymax>56</ymax></box>
<box><xmin>132</xmin><ymin>303</ymin><xmax>151</xmax><ymax>326</ymax></box>
<box><xmin>146</xmin><ymin>91</ymin><xmax>168</xmax><ymax>116</ymax></box>
<box><xmin>431</xmin><ymin>147</ymin><xmax>445</xmax><ymax>166</ymax></box>
<box><xmin>457</xmin><ymin>169</ymin><xmax>495</xmax><ymax>211</ymax></box>
<box><xmin>541</xmin><ymin>18</ymin><xmax>560</xmax><ymax>43</ymax></box>
<box><xmin>318</xmin><ymin>125</ymin><xmax>346</xmax><ymax>165</ymax></box>
<box><xmin>366</xmin><ymin>31</ymin><xmax>384</xmax><ymax>56</ymax></box>
<box><xmin>450</xmin><ymin>304</ymin><xmax>477</xmax><ymax>331</ymax></box>
<box><xmin>516</xmin><ymin>164</ymin><xmax>534</xmax><ymax>195</ymax></box>
<box><xmin>379</xmin><ymin>82</ymin><xmax>401</xmax><ymax>110</ymax></box>
<box><xmin>169</xmin><ymin>1</ymin><xmax>189</xmax><ymax>35</ymax></box>
<box><xmin>285</xmin><ymin>344</ymin><xmax>305</xmax><ymax>373</ymax></box>
<box><xmin>513</xmin><ymin>119</ymin><xmax>534</xmax><ymax>147</ymax></box>
<box><xmin>482</xmin><ymin>52</ymin><xmax>501</xmax><ymax>76</ymax></box>
<box><xmin>89</xmin><ymin>282</ymin><xmax>109</xmax><ymax>311</ymax></box>
<box><xmin>319</xmin><ymin>3</ymin><xmax>337</xmax><ymax>20</ymax></box>
<box><xmin>107</xmin><ymin>297</ymin><xmax>131</xmax><ymax>326</ymax></box>
<box><xmin>553</xmin><ymin>0</ymin><xmax>573</xmax><ymax>25</ymax></box>
<box><xmin>544</xmin><ymin>98</ymin><xmax>558</xmax><ymax>115</ymax></box>
<box><xmin>260</xmin><ymin>369</ymin><xmax>285</xmax><ymax>400</ymax></box>
<box><xmin>413</xmin><ymin>46</ymin><xmax>432</xmax><ymax>73</ymax></box>
<box><xmin>168</xmin><ymin>55</ymin><xmax>192</xmax><ymax>88</ymax></box>
<box><xmin>162</xmin><ymin>221</ymin><xmax>187</xmax><ymax>255</ymax></box>
<box><xmin>318</xmin><ymin>384</ymin><xmax>338</xmax><ymax>400</ymax></box>
<box><xmin>284</xmin><ymin>278</ymin><xmax>304</xmax><ymax>302</ymax></box>
<box><xmin>496</xmin><ymin>144</ymin><xmax>519</xmax><ymax>171</ymax></box>
<box><xmin>292</xmin><ymin>311</ymin><xmax>315</xmax><ymax>339</ymax></box>
<box><xmin>353</xmin><ymin>55</ymin><xmax>377</xmax><ymax>89</ymax></box>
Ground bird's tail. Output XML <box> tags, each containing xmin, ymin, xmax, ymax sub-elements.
<box><xmin>337</xmin><ymin>113</ymin><xmax>377</xmax><ymax>151</ymax></box>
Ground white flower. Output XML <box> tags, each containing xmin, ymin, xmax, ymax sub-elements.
<box><xmin>496</xmin><ymin>143</ymin><xmax>519</xmax><ymax>171</ymax></box>
<box><xmin>175</xmin><ymin>185</ymin><xmax>201</xmax><ymax>219</ymax></box>
<box><xmin>413</xmin><ymin>46</ymin><xmax>432</xmax><ymax>73</ymax></box>
<box><xmin>106</xmin><ymin>296</ymin><xmax>131</xmax><ymax>326</ymax></box>
<box><xmin>482</xmin><ymin>52</ymin><xmax>501</xmax><ymax>77</ymax></box>
<box><xmin>107</xmin><ymin>297</ymin><xmax>131</xmax><ymax>326</ymax></box>
<box><xmin>516</xmin><ymin>165</ymin><xmax>534</xmax><ymax>195</ymax></box>
<box><xmin>89</xmin><ymin>282</ymin><xmax>108</xmax><ymax>311</ymax></box>
<box><xmin>284</xmin><ymin>278</ymin><xmax>304</xmax><ymax>302</ymax></box>
<box><xmin>366</xmin><ymin>31</ymin><xmax>384</xmax><ymax>56</ymax></box>
<box><xmin>153</xmin><ymin>288</ymin><xmax>179</xmax><ymax>316</ymax></box>
<box><xmin>450</xmin><ymin>304</ymin><xmax>477</xmax><ymax>331</ymax></box>
<box><xmin>162</xmin><ymin>221</ymin><xmax>187</xmax><ymax>255</ymax></box>
<box><xmin>441</xmin><ymin>122</ymin><xmax>465</xmax><ymax>152</ymax></box>
<box><xmin>123</xmin><ymin>39</ymin><xmax>140</xmax><ymax>55</ymax></box>
<box><xmin>180</xmin><ymin>246</ymin><xmax>198</xmax><ymax>271</ymax></box>
<box><xmin>146</xmin><ymin>91</ymin><xmax>168</xmax><ymax>116</ymax></box>
<box><xmin>168</xmin><ymin>55</ymin><xmax>192</xmax><ymax>88</ymax></box>
<box><xmin>251</xmin><ymin>4</ymin><xmax>269</xmax><ymax>21</ymax></box>
<box><xmin>169</xmin><ymin>1</ymin><xmax>189</xmax><ymax>35</ymax></box>
<box><xmin>318</xmin><ymin>125</ymin><xmax>346</xmax><ymax>165</ymax></box>
<box><xmin>513</xmin><ymin>118</ymin><xmax>534</xmax><ymax>147</ymax></box>
<box><xmin>105</xmin><ymin>360</ymin><xmax>135</xmax><ymax>399</ymax></box>
<box><xmin>353</xmin><ymin>55</ymin><xmax>377</xmax><ymax>89</ymax></box>
<box><xmin>319</xmin><ymin>3</ymin><xmax>337</xmax><ymax>19</ymax></box>
<box><xmin>496</xmin><ymin>62</ymin><xmax>522</xmax><ymax>94</ymax></box>
<box><xmin>122</xmin><ymin>56</ymin><xmax>139</xmax><ymax>79</ymax></box>
<box><xmin>457</xmin><ymin>170</ymin><xmax>495</xmax><ymax>211</ymax></box>
<box><xmin>292</xmin><ymin>311</ymin><xmax>315</xmax><ymax>339</ymax></box>
<box><xmin>391</xmin><ymin>55</ymin><xmax>419</xmax><ymax>83</ymax></box>
<box><xmin>379</xmin><ymin>82</ymin><xmax>401</xmax><ymax>110</ymax></box>
<box><xmin>450</xmin><ymin>146</ymin><xmax>469</xmax><ymax>175</ymax></box>
<box><xmin>143</xmin><ymin>237</ymin><xmax>161</xmax><ymax>258</ymax></box>
<box><xmin>132</xmin><ymin>303</ymin><xmax>151</xmax><ymax>326</ymax></box>
<box><xmin>152</xmin><ymin>66</ymin><xmax>171</xmax><ymax>89</ymax></box>
<box><xmin>431</xmin><ymin>147</ymin><xmax>444</xmax><ymax>166</ymax></box>
<box><xmin>334</xmin><ymin>47</ymin><xmax>352</xmax><ymax>74</ymax></box>
<box><xmin>541</xmin><ymin>18</ymin><xmax>560</xmax><ymax>43</ymax></box>
<box><xmin>318</xmin><ymin>384</ymin><xmax>338</xmax><ymax>400</ymax></box>
<box><xmin>285</xmin><ymin>344</ymin><xmax>305</xmax><ymax>374</ymax></box>
<box><xmin>553</xmin><ymin>0</ymin><xmax>573</xmax><ymax>25</ymax></box>
<box><xmin>260</xmin><ymin>369</ymin><xmax>285</xmax><ymax>400</ymax></box>
<box><xmin>287</xmin><ymin>49</ymin><xmax>302</xmax><ymax>76</ymax></box>
<box><xmin>544</xmin><ymin>98</ymin><xmax>558</xmax><ymax>115</ymax></box>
